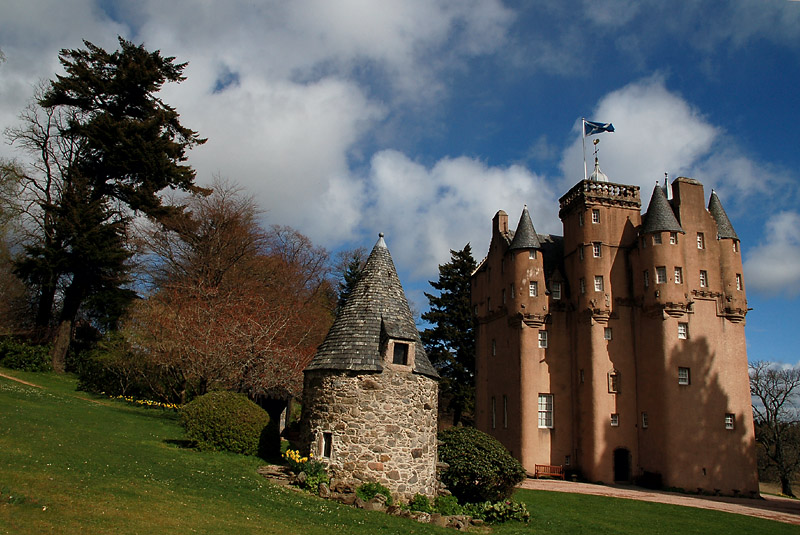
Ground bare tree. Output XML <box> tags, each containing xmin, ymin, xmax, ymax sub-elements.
<box><xmin>750</xmin><ymin>360</ymin><xmax>800</xmax><ymax>496</ymax></box>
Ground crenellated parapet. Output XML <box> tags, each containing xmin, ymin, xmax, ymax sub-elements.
<box><xmin>559</xmin><ymin>180</ymin><xmax>641</xmax><ymax>217</ymax></box>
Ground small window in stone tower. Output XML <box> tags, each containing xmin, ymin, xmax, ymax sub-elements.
<box><xmin>670</xmin><ymin>232</ymin><xmax>678</xmax><ymax>244</ymax></box>
<box><xmin>733</xmin><ymin>240</ymin><xmax>739</xmax><ymax>253</ymax></box>
<box><xmin>592</xmin><ymin>209</ymin><xmax>600</xmax><ymax>224</ymax></box>
<box><xmin>699</xmin><ymin>270</ymin><xmax>708</xmax><ymax>288</ymax></box>
<box><xmin>674</xmin><ymin>267</ymin><xmax>683</xmax><ymax>284</ymax></box>
<box><xmin>392</xmin><ymin>342</ymin><xmax>409</xmax><ymax>365</ymax></box>
<box><xmin>579</xmin><ymin>246</ymin><xmax>584</xmax><ymax>260</ymax></box>
<box><xmin>736</xmin><ymin>273</ymin><xmax>743</xmax><ymax>291</ymax></box>
<box><xmin>641</xmin><ymin>411</ymin><xmax>649</xmax><ymax>429</ymax></box>
<box><xmin>697</xmin><ymin>232</ymin><xmax>705</xmax><ymax>249</ymax></box>
<box><xmin>580</xmin><ymin>278</ymin><xmax>586</xmax><ymax>294</ymax></box>
<box><xmin>579</xmin><ymin>211</ymin><xmax>584</xmax><ymax>226</ymax></box>
<box><xmin>656</xmin><ymin>266</ymin><xmax>667</xmax><ymax>284</ymax></box>
<box><xmin>678</xmin><ymin>367</ymin><xmax>691</xmax><ymax>385</ymax></box>
<box><xmin>678</xmin><ymin>322</ymin><xmax>689</xmax><ymax>340</ymax></box>
<box><xmin>510</xmin><ymin>283</ymin><xmax>515</xmax><ymax>299</ymax></box>
<box><xmin>610</xmin><ymin>413</ymin><xmax>619</xmax><ymax>427</ymax></box>
<box><xmin>725</xmin><ymin>413</ymin><xmax>735</xmax><ymax>430</ymax></box>
<box><xmin>529</xmin><ymin>249</ymin><xmax>537</xmax><ymax>260</ymax></box>
<box><xmin>538</xmin><ymin>394</ymin><xmax>554</xmax><ymax>429</ymax></box>
<box><xmin>322</xmin><ymin>432</ymin><xmax>333</xmax><ymax>458</ymax></box>
<box><xmin>538</xmin><ymin>330</ymin><xmax>548</xmax><ymax>349</ymax></box>
<box><xmin>604</xmin><ymin>327</ymin><xmax>612</xmax><ymax>340</ymax></box>
<box><xmin>608</xmin><ymin>370</ymin><xmax>620</xmax><ymax>393</ymax></box>
<box><xmin>551</xmin><ymin>282</ymin><xmax>562</xmax><ymax>300</ymax></box>
<box><xmin>643</xmin><ymin>270</ymin><xmax>649</xmax><ymax>288</ymax></box>
<box><xmin>653</xmin><ymin>233</ymin><xmax>662</xmax><ymax>245</ymax></box>
<box><xmin>594</xmin><ymin>275</ymin><xmax>604</xmax><ymax>292</ymax></box>
<box><xmin>529</xmin><ymin>281</ymin><xmax>538</xmax><ymax>297</ymax></box>
<box><xmin>593</xmin><ymin>242</ymin><xmax>601</xmax><ymax>257</ymax></box>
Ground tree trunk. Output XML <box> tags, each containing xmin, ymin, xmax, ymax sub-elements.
<box><xmin>258</xmin><ymin>397</ymin><xmax>288</xmax><ymax>461</ymax></box>
<box><xmin>780</xmin><ymin>475</ymin><xmax>795</xmax><ymax>497</ymax></box>
<box><xmin>49</xmin><ymin>275</ymin><xmax>87</xmax><ymax>372</ymax></box>
<box><xmin>50</xmin><ymin>318</ymin><xmax>72</xmax><ymax>373</ymax></box>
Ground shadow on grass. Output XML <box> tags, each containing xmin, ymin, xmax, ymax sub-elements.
<box><xmin>164</xmin><ymin>438</ymin><xmax>197</xmax><ymax>449</ymax></box>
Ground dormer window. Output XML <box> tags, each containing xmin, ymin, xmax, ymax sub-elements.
<box><xmin>392</xmin><ymin>342</ymin><xmax>409</xmax><ymax>365</ymax></box>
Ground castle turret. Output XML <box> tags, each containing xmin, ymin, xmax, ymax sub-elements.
<box><xmin>708</xmin><ymin>191</ymin><xmax>746</xmax><ymax>322</ymax></box>
<box><xmin>302</xmin><ymin>234</ymin><xmax>439</xmax><ymax>501</ymax></box>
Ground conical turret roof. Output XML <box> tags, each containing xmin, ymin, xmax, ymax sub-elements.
<box><xmin>509</xmin><ymin>205</ymin><xmax>541</xmax><ymax>250</ymax></box>
<box><xmin>708</xmin><ymin>191</ymin><xmax>739</xmax><ymax>240</ymax></box>
<box><xmin>641</xmin><ymin>184</ymin><xmax>684</xmax><ymax>235</ymax></box>
<box><xmin>305</xmin><ymin>234</ymin><xmax>438</xmax><ymax>378</ymax></box>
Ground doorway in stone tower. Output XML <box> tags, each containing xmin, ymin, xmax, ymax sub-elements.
<box><xmin>613</xmin><ymin>448</ymin><xmax>631</xmax><ymax>482</ymax></box>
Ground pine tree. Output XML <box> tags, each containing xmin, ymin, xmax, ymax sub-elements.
<box><xmin>421</xmin><ymin>244</ymin><xmax>477</xmax><ymax>426</ymax></box>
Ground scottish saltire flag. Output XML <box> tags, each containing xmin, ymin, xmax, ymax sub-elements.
<box><xmin>584</xmin><ymin>120</ymin><xmax>615</xmax><ymax>136</ymax></box>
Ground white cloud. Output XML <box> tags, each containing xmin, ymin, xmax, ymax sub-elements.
<box><xmin>744</xmin><ymin>212</ymin><xmax>800</xmax><ymax>297</ymax></box>
<box><xmin>362</xmin><ymin>150</ymin><xmax>559</xmax><ymax>278</ymax></box>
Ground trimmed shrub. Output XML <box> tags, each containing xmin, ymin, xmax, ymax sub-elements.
<box><xmin>433</xmin><ymin>495</ymin><xmax>463</xmax><ymax>516</ymax></box>
<box><xmin>407</xmin><ymin>493</ymin><xmax>433</xmax><ymax>513</ymax></box>
<box><xmin>180</xmin><ymin>391</ymin><xmax>270</xmax><ymax>456</ymax></box>
<box><xmin>438</xmin><ymin>426</ymin><xmax>525</xmax><ymax>503</ymax></box>
<box><xmin>356</xmin><ymin>482</ymin><xmax>393</xmax><ymax>506</ymax></box>
<box><xmin>464</xmin><ymin>500</ymin><xmax>530</xmax><ymax>523</ymax></box>
<box><xmin>0</xmin><ymin>339</ymin><xmax>52</xmax><ymax>372</ymax></box>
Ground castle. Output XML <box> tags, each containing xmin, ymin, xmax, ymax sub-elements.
<box><xmin>472</xmin><ymin>166</ymin><xmax>759</xmax><ymax>494</ymax></box>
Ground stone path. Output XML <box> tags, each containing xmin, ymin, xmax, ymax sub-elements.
<box><xmin>519</xmin><ymin>478</ymin><xmax>800</xmax><ymax>526</ymax></box>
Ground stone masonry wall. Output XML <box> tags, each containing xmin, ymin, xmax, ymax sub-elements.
<box><xmin>302</xmin><ymin>369</ymin><xmax>438</xmax><ymax>501</ymax></box>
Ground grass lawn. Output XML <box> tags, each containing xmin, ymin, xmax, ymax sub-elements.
<box><xmin>1</xmin><ymin>368</ymin><xmax>796</xmax><ymax>534</ymax></box>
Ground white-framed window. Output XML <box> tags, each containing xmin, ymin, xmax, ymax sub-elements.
<box><xmin>670</xmin><ymin>232</ymin><xmax>678</xmax><ymax>244</ymax></box>
<box><xmin>592</xmin><ymin>209</ymin><xmax>600</xmax><ymax>224</ymax></box>
<box><xmin>580</xmin><ymin>278</ymin><xmax>586</xmax><ymax>294</ymax></box>
<box><xmin>700</xmin><ymin>270</ymin><xmax>708</xmax><ymax>288</ymax></box>
<box><xmin>593</xmin><ymin>242</ymin><xmax>601</xmax><ymax>257</ymax></box>
<box><xmin>674</xmin><ymin>267</ymin><xmax>682</xmax><ymax>284</ymax></box>
<box><xmin>725</xmin><ymin>413</ymin><xmax>735</xmax><ymax>430</ymax></box>
<box><xmin>643</xmin><ymin>270</ymin><xmax>649</xmax><ymax>288</ymax></box>
<box><xmin>579</xmin><ymin>246</ymin><xmax>584</xmax><ymax>260</ymax></box>
<box><xmin>551</xmin><ymin>282</ymin><xmax>562</xmax><ymax>300</ymax></box>
<box><xmin>530</xmin><ymin>281</ymin><xmax>538</xmax><ymax>297</ymax></box>
<box><xmin>611</xmin><ymin>413</ymin><xmax>619</xmax><ymax>427</ymax></box>
<box><xmin>697</xmin><ymin>232</ymin><xmax>705</xmax><ymax>249</ymax></box>
<box><xmin>656</xmin><ymin>266</ymin><xmax>667</xmax><ymax>284</ymax></box>
<box><xmin>608</xmin><ymin>370</ymin><xmax>620</xmax><ymax>393</ymax></box>
<box><xmin>642</xmin><ymin>412</ymin><xmax>649</xmax><ymax>429</ymax></box>
<box><xmin>594</xmin><ymin>275</ymin><xmax>604</xmax><ymax>292</ymax></box>
<box><xmin>678</xmin><ymin>367</ymin><xmax>690</xmax><ymax>385</ymax></box>
<box><xmin>733</xmin><ymin>240</ymin><xmax>739</xmax><ymax>253</ymax></box>
<box><xmin>491</xmin><ymin>396</ymin><xmax>496</xmax><ymax>429</ymax></box>
<box><xmin>529</xmin><ymin>249</ymin><xmax>537</xmax><ymax>259</ymax></box>
<box><xmin>538</xmin><ymin>330</ymin><xmax>548</xmax><ymax>348</ymax></box>
<box><xmin>678</xmin><ymin>322</ymin><xmax>689</xmax><ymax>340</ymax></box>
<box><xmin>579</xmin><ymin>211</ymin><xmax>584</xmax><ymax>226</ymax></box>
<box><xmin>736</xmin><ymin>274</ymin><xmax>742</xmax><ymax>291</ymax></box>
<box><xmin>604</xmin><ymin>327</ymin><xmax>612</xmax><ymax>340</ymax></box>
<box><xmin>653</xmin><ymin>233</ymin><xmax>662</xmax><ymax>245</ymax></box>
<box><xmin>538</xmin><ymin>394</ymin><xmax>553</xmax><ymax>429</ymax></box>
<box><xmin>503</xmin><ymin>395</ymin><xmax>508</xmax><ymax>429</ymax></box>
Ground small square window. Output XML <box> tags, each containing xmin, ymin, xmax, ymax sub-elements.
<box><xmin>674</xmin><ymin>267</ymin><xmax>682</xmax><ymax>284</ymax></box>
<box><xmin>643</xmin><ymin>270</ymin><xmax>649</xmax><ymax>288</ymax></box>
<box><xmin>656</xmin><ymin>266</ymin><xmax>667</xmax><ymax>284</ymax></box>
<box><xmin>538</xmin><ymin>330</ymin><xmax>548</xmax><ymax>349</ymax></box>
<box><xmin>604</xmin><ymin>327</ymin><xmax>612</xmax><ymax>340</ymax></box>
<box><xmin>670</xmin><ymin>232</ymin><xmax>678</xmax><ymax>244</ymax></box>
<box><xmin>736</xmin><ymin>274</ymin><xmax>742</xmax><ymax>291</ymax></box>
<box><xmin>594</xmin><ymin>275</ymin><xmax>604</xmax><ymax>292</ymax></box>
<box><xmin>580</xmin><ymin>278</ymin><xmax>586</xmax><ymax>294</ymax></box>
<box><xmin>593</xmin><ymin>242</ymin><xmax>601</xmax><ymax>257</ymax></box>
<box><xmin>551</xmin><ymin>282</ymin><xmax>562</xmax><ymax>300</ymax></box>
<box><xmin>653</xmin><ymin>233</ymin><xmax>662</xmax><ymax>245</ymax></box>
<box><xmin>529</xmin><ymin>249</ymin><xmax>537</xmax><ymax>259</ymax></box>
<box><xmin>538</xmin><ymin>394</ymin><xmax>553</xmax><ymax>429</ymax></box>
<box><xmin>392</xmin><ymin>342</ymin><xmax>409</xmax><ymax>365</ymax></box>
<box><xmin>530</xmin><ymin>281</ymin><xmax>538</xmax><ymax>297</ymax></box>
<box><xmin>592</xmin><ymin>209</ymin><xmax>600</xmax><ymax>224</ymax></box>
<box><xmin>678</xmin><ymin>367</ymin><xmax>690</xmax><ymax>385</ymax></box>
<box><xmin>700</xmin><ymin>270</ymin><xmax>708</xmax><ymax>288</ymax></box>
<box><xmin>642</xmin><ymin>412</ymin><xmax>649</xmax><ymax>429</ymax></box>
<box><xmin>725</xmin><ymin>413</ymin><xmax>735</xmax><ymax>430</ymax></box>
<box><xmin>611</xmin><ymin>413</ymin><xmax>619</xmax><ymax>427</ymax></box>
<box><xmin>697</xmin><ymin>232</ymin><xmax>705</xmax><ymax>249</ymax></box>
<box><xmin>678</xmin><ymin>322</ymin><xmax>689</xmax><ymax>340</ymax></box>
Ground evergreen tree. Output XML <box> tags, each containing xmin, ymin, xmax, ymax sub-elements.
<box><xmin>9</xmin><ymin>38</ymin><xmax>205</xmax><ymax>370</ymax></box>
<box><xmin>421</xmin><ymin>244</ymin><xmax>477</xmax><ymax>426</ymax></box>
<box><xmin>336</xmin><ymin>248</ymin><xmax>366</xmax><ymax>312</ymax></box>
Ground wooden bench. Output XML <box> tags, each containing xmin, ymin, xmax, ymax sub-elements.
<box><xmin>534</xmin><ymin>464</ymin><xmax>565</xmax><ymax>480</ymax></box>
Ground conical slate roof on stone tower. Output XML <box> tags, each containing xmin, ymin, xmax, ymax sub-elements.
<box><xmin>641</xmin><ymin>184</ymin><xmax>684</xmax><ymax>235</ymax></box>
<box><xmin>305</xmin><ymin>233</ymin><xmax>438</xmax><ymax>378</ymax></box>
<box><xmin>708</xmin><ymin>191</ymin><xmax>739</xmax><ymax>240</ymax></box>
<box><xmin>509</xmin><ymin>205</ymin><xmax>542</xmax><ymax>250</ymax></box>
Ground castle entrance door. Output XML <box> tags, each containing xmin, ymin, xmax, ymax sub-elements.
<box><xmin>613</xmin><ymin>448</ymin><xmax>631</xmax><ymax>482</ymax></box>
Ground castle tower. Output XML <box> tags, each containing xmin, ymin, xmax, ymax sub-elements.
<box><xmin>301</xmin><ymin>234</ymin><xmax>439</xmax><ymax>500</ymax></box>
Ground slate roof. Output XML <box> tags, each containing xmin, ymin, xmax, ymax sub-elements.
<box><xmin>508</xmin><ymin>205</ymin><xmax>542</xmax><ymax>250</ymax></box>
<box><xmin>305</xmin><ymin>234</ymin><xmax>438</xmax><ymax>379</ymax></box>
<box><xmin>641</xmin><ymin>184</ymin><xmax>684</xmax><ymax>235</ymax></box>
<box><xmin>708</xmin><ymin>191</ymin><xmax>739</xmax><ymax>240</ymax></box>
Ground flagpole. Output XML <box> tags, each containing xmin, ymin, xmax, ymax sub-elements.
<box><xmin>582</xmin><ymin>118</ymin><xmax>588</xmax><ymax>181</ymax></box>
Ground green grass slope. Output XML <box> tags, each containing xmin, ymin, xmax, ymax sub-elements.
<box><xmin>1</xmin><ymin>368</ymin><xmax>796</xmax><ymax>535</ymax></box>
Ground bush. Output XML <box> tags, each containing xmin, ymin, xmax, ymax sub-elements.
<box><xmin>407</xmin><ymin>493</ymin><xmax>433</xmax><ymax>513</ymax></box>
<box><xmin>180</xmin><ymin>391</ymin><xmax>270</xmax><ymax>456</ymax></box>
<box><xmin>0</xmin><ymin>339</ymin><xmax>52</xmax><ymax>372</ymax></box>
<box><xmin>464</xmin><ymin>500</ymin><xmax>530</xmax><ymax>523</ymax></box>
<box><xmin>438</xmin><ymin>426</ymin><xmax>525</xmax><ymax>503</ymax></box>
<box><xmin>283</xmin><ymin>449</ymin><xmax>329</xmax><ymax>493</ymax></box>
<box><xmin>356</xmin><ymin>482</ymin><xmax>393</xmax><ymax>506</ymax></box>
<box><xmin>433</xmin><ymin>495</ymin><xmax>463</xmax><ymax>516</ymax></box>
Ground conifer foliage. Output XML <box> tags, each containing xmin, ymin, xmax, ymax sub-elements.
<box><xmin>421</xmin><ymin>244</ymin><xmax>477</xmax><ymax>425</ymax></box>
<box><xmin>8</xmin><ymin>37</ymin><xmax>205</xmax><ymax>370</ymax></box>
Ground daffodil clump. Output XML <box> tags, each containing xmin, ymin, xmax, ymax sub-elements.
<box><xmin>112</xmin><ymin>394</ymin><xmax>180</xmax><ymax>411</ymax></box>
<box><xmin>283</xmin><ymin>449</ymin><xmax>311</xmax><ymax>474</ymax></box>
<box><xmin>283</xmin><ymin>449</ymin><xmax>328</xmax><ymax>492</ymax></box>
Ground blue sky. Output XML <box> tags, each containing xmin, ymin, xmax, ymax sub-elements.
<box><xmin>1</xmin><ymin>1</ymin><xmax>799</xmax><ymax>364</ymax></box>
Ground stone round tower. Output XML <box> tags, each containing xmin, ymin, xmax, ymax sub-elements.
<box><xmin>301</xmin><ymin>234</ymin><xmax>439</xmax><ymax>501</ymax></box>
